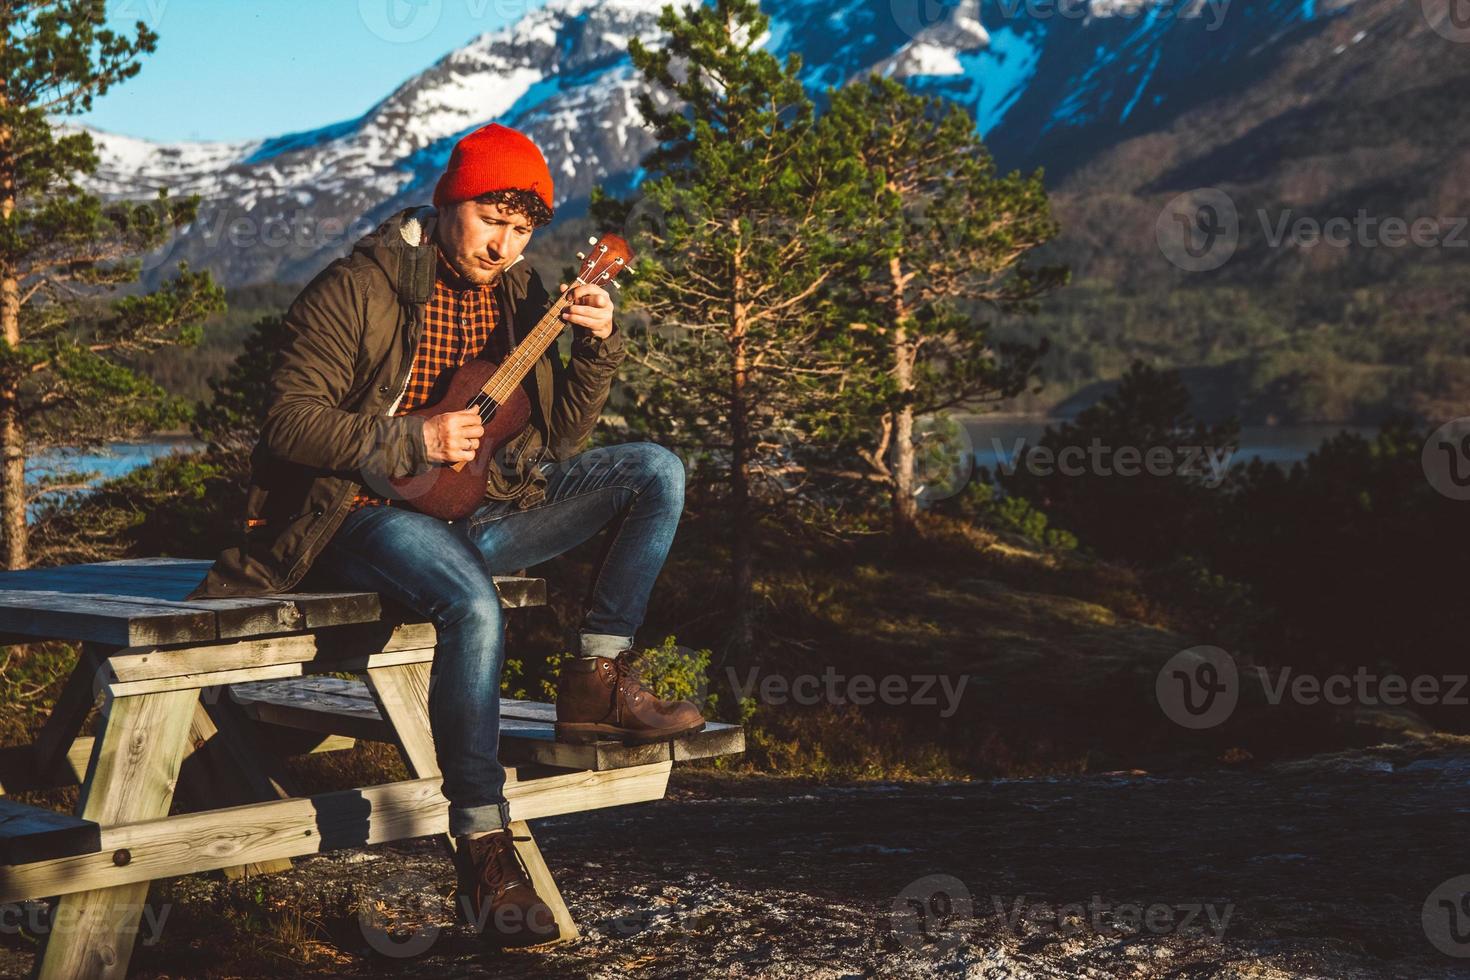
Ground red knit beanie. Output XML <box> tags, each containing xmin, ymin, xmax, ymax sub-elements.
<box><xmin>432</xmin><ymin>123</ymin><xmax>555</xmax><ymax>211</ymax></box>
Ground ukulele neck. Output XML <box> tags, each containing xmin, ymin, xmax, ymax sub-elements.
<box><xmin>477</xmin><ymin>289</ymin><xmax>577</xmax><ymax>405</ymax></box>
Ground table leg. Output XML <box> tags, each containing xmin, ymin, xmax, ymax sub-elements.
<box><xmin>364</xmin><ymin>663</ymin><xmax>578</xmax><ymax>942</ymax></box>
<box><xmin>178</xmin><ymin>692</ymin><xmax>294</xmax><ymax>879</ymax></box>
<box><xmin>32</xmin><ymin>687</ymin><xmax>195</xmax><ymax>980</ymax></box>
<box><xmin>29</xmin><ymin>645</ymin><xmax>103</xmax><ymax>785</ymax></box>
<box><xmin>507</xmin><ymin>819</ymin><xmax>579</xmax><ymax>941</ymax></box>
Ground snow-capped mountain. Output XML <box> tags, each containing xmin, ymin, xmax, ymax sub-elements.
<box><xmin>77</xmin><ymin>0</ymin><xmax>1462</xmax><ymax>289</ymax></box>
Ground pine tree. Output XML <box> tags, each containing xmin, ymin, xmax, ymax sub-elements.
<box><xmin>0</xmin><ymin>0</ymin><xmax>223</xmax><ymax>567</ymax></box>
<box><xmin>818</xmin><ymin>75</ymin><xmax>1067</xmax><ymax>535</ymax></box>
<box><xmin>594</xmin><ymin>0</ymin><xmax>849</xmax><ymax>655</ymax></box>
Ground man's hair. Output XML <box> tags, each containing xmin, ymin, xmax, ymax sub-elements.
<box><xmin>472</xmin><ymin>188</ymin><xmax>554</xmax><ymax>229</ymax></box>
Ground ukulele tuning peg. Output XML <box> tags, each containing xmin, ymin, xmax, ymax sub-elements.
<box><xmin>587</xmin><ymin>236</ymin><xmax>598</xmax><ymax>245</ymax></box>
<box><xmin>577</xmin><ymin>252</ymin><xmax>586</xmax><ymax>260</ymax></box>
<box><xmin>611</xmin><ymin>280</ymin><xmax>621</xmax><ymax>290</ymax></box>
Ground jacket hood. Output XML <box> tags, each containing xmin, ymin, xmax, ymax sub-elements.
<box><xmin>351</xmin><ymin>205</ymin><xmax>530</xmax><ymax>305</ymax></box>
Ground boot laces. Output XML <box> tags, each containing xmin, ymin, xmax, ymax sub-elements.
<box><xmin>474</xmin><ymin>832</ymin><xmax>533</xmax><ymax>898</ymax></box>
<box><xmin>612</xmin><ymin>649</ymin><xmax>651</xmax><ymax>708</ymax></box>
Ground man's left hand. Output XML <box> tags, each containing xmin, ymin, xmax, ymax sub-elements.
<box><xmin>558</xmin><ymin>282</ymin><xmax>615</xmax><ymax>339</ymax></box>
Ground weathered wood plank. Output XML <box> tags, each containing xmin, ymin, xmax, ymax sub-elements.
<box><xmin>179</xmin><ymin>697</ymin><xmax>293</xmax><ymax>878</ymax></box>
<box><xmin>0</xmin><ymin>800</ymin><xmax>100</xmax><ymax>864</ymax></box>
<box><xmin>248</xmin><ymin>726</ymin><xmax>356</xmax><ymax>759</ymax></box>
<box><xmin>0</xmin><ymin>728</ymin><xmax>351</xmax><ymax>796</ymax></box>
<box><xmin>506</xmin><ymin>819</ymin><xmax>579</xmax><ymax>942</ymax></box>
<box><xmin>36</xmin><ymin>687</ymin><xmax>196</xmax><ymax>980</ymax></box>
<box><xmin>227</xmin><ymin>677</ymin><xmax>744</xmax><ymax>771</ymax></box>
<box><xmin>0</xmin><ymin>762</ymin><xmax>673</xmax><ymax>903</ymax></box>
<box><xmin>102</xmin><ymin>623</ymin><xmax>436</xmax><ymax>684</ymax></box>
<box><xmin>103</xmin><ymin>648</ymin><xmax>449</xmax><ymax>697</ymax></box>
<box><xmin>362</xmin><ymin>664</ymin><xmax>437</xmax><ymax>777</ymax></box>
<box><xmin>0</xmin><ymin>591</ymin><xmax>215</xmax><ymax>646</ymax></box>
<box><xmin>0</xmin><ymin>559</ymin><xmax>543</xmax><ymax>645</ymax></box>
<box><xmin>673</xmin><ymin>724</ymin><xmax>746</xmax><ymax>762</ymax></box>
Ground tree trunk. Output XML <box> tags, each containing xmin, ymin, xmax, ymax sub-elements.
<box><xmin>0</xmin><ymin>107</ymin><xmax>25</xmax><ymax>569</ymax></box>
<box><xmin>889</xmin><ymin>254</ymin><xmax>918</xmax><ymax>537</ymax></box>
<box><xmin>0</xmin><ymin>271</ymin><xmax>22</xmax><ymax>571</ymax></box>
<box><xmin>728</xmin><ymin>232</ymin><xmax>754</xmax><ymax>657</ymax></box>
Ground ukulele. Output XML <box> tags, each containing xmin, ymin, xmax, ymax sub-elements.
<box><xmin>384</xmin><ymin>233</ymin><xmax>633</xmax><ymax>520</ymax></box>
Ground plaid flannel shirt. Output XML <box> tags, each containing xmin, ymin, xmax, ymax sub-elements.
<box><xmin>349</xmin><ymin>249</ymin><xmax>499</xmax><ymax>511</ymax></box>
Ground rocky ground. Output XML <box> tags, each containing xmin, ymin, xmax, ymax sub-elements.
<box><xmin>6</xmin><ymin>738</ymin><xmax>1469</xmax><ymax>978</ymax></box>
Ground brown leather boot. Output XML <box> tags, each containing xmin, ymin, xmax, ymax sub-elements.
<box><xmin>453</xmin><ymin>830</ymin><xmax>561</xmax><ymax>949</ymax></box>
<box><xmin>555</xmin><ymin>650</ymin><xmax>706</xmax><ymax>744</ymax></box>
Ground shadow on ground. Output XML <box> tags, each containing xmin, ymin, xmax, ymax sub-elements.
<box><xmin>6</xmin><ymin>738</ymin><xmax>1467</xmax><ymax>978</ymax></box>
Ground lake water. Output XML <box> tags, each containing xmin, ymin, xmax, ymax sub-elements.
<box><xmin>27</xmin><ymin>437</ymin><xmax>205</xmax><ymax>520</ymax></box>
<box><xmin>23</xmin><ymin>422</ymin><xmax>1373</xmax><ymax>521</ymax></box>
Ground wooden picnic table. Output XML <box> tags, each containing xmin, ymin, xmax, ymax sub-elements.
<box><xmin>0</xmin><ymin>558</ymin><xmax>742</xmax><ymax>978</ymax></box>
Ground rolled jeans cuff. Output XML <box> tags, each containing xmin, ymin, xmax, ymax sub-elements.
<box><xmin>450</xmin><ymin>800</ymin><xmax>510</xmax><ymax>837</ymax></box>
<box><xmin>580</xmin><ymin>632</ymin><xmax>634</xmax><ymax>659</ymax></box>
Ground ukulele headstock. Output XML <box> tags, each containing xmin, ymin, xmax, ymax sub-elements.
<box><xmin>573</xmin><ymin>234</ymin><xmax>634</xmax><ymax>291</ymax></box>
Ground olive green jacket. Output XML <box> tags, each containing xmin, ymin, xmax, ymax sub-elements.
<box><xmin>186</xmin><ymin>205</ymin><xmax>625</xmax><ymax>599</ymax></box>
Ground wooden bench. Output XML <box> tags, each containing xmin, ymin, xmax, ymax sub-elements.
<box><xmin>0</xmin><ymin>558</ymin><xmax>742</xmax><ymax>979</ymax></box>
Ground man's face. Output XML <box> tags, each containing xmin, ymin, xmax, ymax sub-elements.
<box><xmin>435</xmin><ymin>199</ymin><xmax>534</xmax><ymax>286</ymax></box>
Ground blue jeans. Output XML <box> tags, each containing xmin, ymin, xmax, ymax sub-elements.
<box><xmin>306</xmin><ymin>441</ymin><xmax>685</xmax><ymax>835</ymax></box>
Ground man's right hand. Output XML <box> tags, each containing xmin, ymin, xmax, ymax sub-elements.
<box><xmin>423</xmin><ymin>409</ymin><xmax>485</xmax><ymax>463</ymax></box>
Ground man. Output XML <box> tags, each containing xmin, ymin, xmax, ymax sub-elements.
<box><xmin>187</xmin><ymin>123</ymin><xmax>704</xmax><ymax>948</ymax></box>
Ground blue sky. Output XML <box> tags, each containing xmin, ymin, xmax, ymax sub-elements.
<box><xmin>78</xmin><ymin>0</ymin><xmax>549</xmax><ymax>142</ymax></box>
